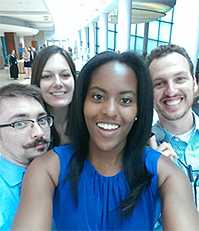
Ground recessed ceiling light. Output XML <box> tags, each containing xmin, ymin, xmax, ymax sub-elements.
<box><xmin>44</xmin><ymin>16</ymin><xmax>49</xmax><ymax>21</ymax></box>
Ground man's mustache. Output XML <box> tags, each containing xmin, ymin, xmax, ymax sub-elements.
<box><xmin>23</xmin><ymin>137</ymin><xmax>50</xmax><ymax>149</ymax></box>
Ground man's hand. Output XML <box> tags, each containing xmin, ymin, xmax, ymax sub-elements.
<box><xmin>148</xmin><ymin>135</ymin><xmax>177</xmax><ymax>160</ymax></box>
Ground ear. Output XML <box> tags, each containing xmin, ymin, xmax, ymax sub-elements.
<box><xmin>193</xmin><ymin>76</ymin><xmax>198</xmax><ymax>94</ymax></box>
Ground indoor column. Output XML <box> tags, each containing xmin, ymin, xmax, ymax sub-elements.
<box><xmin>116</xmin><ymin>0</ymin><xmax>132</xmax><ymax>52</ymax></box>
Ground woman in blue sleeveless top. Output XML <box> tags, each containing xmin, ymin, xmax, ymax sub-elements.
<box><xmin>13</xmin><ymin>51</ymin><xmax>199</xmax><ymax>231</ymax></box>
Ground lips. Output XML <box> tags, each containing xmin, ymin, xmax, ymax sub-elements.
<box><xmin>35</xmin><ymin>143</ymin><xmax>48</xmax><ymax>152</ymax></box>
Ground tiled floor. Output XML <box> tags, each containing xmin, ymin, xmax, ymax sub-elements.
<box><xmin>0</xmin><ymin>67</ymin><xmax>30</xmax><ymax>87</ymax></box>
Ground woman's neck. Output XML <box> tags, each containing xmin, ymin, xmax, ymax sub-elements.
<box><xmin>48</xmin><ymin>106</ymin><xmax>70</xmax><ymax>144</ymax></box>
<box><xmin>48</xmin><ymin>106</ymin><xmax>68</xmax><ymax>124</ymax></box>
<box><xmin>88</xmin><ymin>144</ymin><xmax>123</xmax><ymax>176</ymax></box>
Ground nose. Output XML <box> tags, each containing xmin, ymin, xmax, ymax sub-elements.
<box><xmin>102</xmin><ymin>99</ymin><xmax>117</xmax><ymax>118</ymax></box>
<box><xmin>31</xmin><ymin>122</ymin><xmax>45</xmax><ymax>139</ymax></box>
<box><xmin>54</xmin><ymin>74</ymin><xmax>63</xmax><ymax>86</ymax></box>
<box><xmin>164</xmin><ymin>81</ymin><xmax>178</xmax><ymax>96</ymax></box>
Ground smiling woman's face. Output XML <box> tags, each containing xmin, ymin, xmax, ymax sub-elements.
<box><xmin>84</xmin><ymin>61</ymin><xmax>138</xmax><ymax>155</ymax></box>
<box><xmin>40</xmin><ymin>53</ymin><xmax>75</xmax><ymax>108</ymax></box>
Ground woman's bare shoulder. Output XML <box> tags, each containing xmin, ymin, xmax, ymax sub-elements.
<box><xmin>27</xmin><ymin>149</ymin><xmax>60</xmax><ymax>187</ymax></box>
<box><xmin>157</xmin><ymin>154</ymin><xmax>188</xmax><ymax>186</ymax></box>
<box><xmin>13</xmin><ymin>150</ymin><xmax>59</xmax><ymax>230</ymax></box>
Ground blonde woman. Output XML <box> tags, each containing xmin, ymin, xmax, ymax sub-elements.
<box><xmin>23</xmin><ymin>46</ymin><xmax>31</xmax><ymax>79</ymax></box>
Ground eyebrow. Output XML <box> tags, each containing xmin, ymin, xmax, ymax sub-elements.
<box><xmin>42</xmin><ymin>69</ymin><xmax>71</xmax><ymax>74</ymax></box>
<box><xmin>154</xmin><ymin>71</ymin><xmax>189</xmax><ymax>80</ymax></box>
<box><xmin>173</xmin><ymin>71</ymin><xmax>189</xmax><ymax>76</ymax></box>
<box><xmin>9</xmin><ymin>112</ymin><xmax>47</xmax><ymax>121</ymax></box>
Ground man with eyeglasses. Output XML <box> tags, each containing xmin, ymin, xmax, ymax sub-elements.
<box><xmin>0</xmin><ymin>83</ymin><xmax>53</xmax><ymax>230</ymax></box>
<box><xmin>147</xmin><ymin>44</ymin><xmax>199</xmax><ymax>230</ymax></box>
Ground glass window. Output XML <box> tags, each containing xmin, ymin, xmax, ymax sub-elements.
<box><xmin>136</xmin><ymin>23</ymin><xmax>145</xmax><ymax>36</ymax></box>
<box><xmin>108</xmin><ymin>23</ymin><xmax>117</xmax><ymax>51</ymax></box>
<box><xmin>148</xmin><ymin>21</ymin><xmax>159</xmax><ymax>40</ymax></box>
<box><xmin>108</xmin><ymin>31</ymin><xmax>115</xmax><ymax>50</ymax></box>
<box><xmin>95</xmin><ymin>23</ymin><xmax>99</xmax><ymax>54</ymax></box>
<box><xmin>147</xmin><ymin>39</ymin><xmax>158</xmax><ymax>53</ymax></box>
<box><xmin>130</xmin><ymin>35</ymin><xmax>135</xmax><ymax>50</ymax></box>
<box><xmin>128</xmin><ymin>7</ymin><xmax>174</xmax><ymax>56</ymax></box>
<box><xmin>115</xmin><ymin>31</ymin><xmax>117</xmax><ymax>50</ymax></box>
<box><xmin>131</xmin><ymin>24</ymin><xmax>136</xmax><ymax>34</ymax></box>
<box><xmin>159</xmin><ymin>22</ymin><xmax>171</xmax><ymax>41</ymax></box>
<box><xmin>78</xmin><ymin>30</ymin><xmax>82</xmax><ymax>46</ymax></box>
<box><xmin>108</xmin><ymin>23</ymin><xmax>115</xmax><ymax>31</ymax></box>
<box><xmin>135</xmin><ymin>37</ymin><xmax>143</xmax><ymax>53</ymax></box>
<box><xmin>86</xmin><ymin>27</ymin><xmax>89</xmax><ymax>48</ymax></box>
<box><xmin>114</xmin><ymin>24</ymin><xmax>117</xmax><ymax>33</ymax></box>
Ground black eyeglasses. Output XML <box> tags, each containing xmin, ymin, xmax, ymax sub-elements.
<box><xmin>0</xmin><ymin>115</ymin><xmax>54</xmax><ymax>130</ymax></box>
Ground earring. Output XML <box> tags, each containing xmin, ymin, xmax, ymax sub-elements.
<box><xmin>134</xmin><ymin>116</ymin><xmax>138</xmax><ymax>121</ymax></box>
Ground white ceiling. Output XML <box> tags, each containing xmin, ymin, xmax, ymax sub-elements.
<box><xmin>0</xmin><ymin>0</ymin><xmax>54</xmax><ymax>36</ymax></box>
<box><xmin>0</xmin><ymin>0</ymin><xmax>176</xmax><ymax>37</ymax></box>
<box><xmin>0</xmin><ymin>0</ymin><xmax>117</xmax><ymax>36</ymax></box>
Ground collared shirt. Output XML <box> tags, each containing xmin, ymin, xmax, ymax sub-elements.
<box><xmin>152</xmin><ymin>112</ymin><xmax>199</xmax><ymax>209</ymax></box>
<box><xmin>0</xmin><ymin>155</ymin><xmax>25</xmax><ymax>231</ymax></box>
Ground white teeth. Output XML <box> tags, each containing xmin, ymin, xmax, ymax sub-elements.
<box><xmin>97</xmin><ymin>122</ymin><xmax>119</xmax><ymax>130</ymax></box>
<box><xmin>51</xmin><ymin>92</ymin><xmax>65</xmax><ymax>96</ymax></box>
<box><xmin>165</xmin><ymin>99</ymin><xmax>181</xmax><ymax>106</ymax></box>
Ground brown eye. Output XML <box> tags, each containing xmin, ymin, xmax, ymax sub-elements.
<box><xmin>92</xmin><ymin>94</ymin><xmax>103</xmax><ymax>102</ymax></box>
<box><xmin>120</xmin><ymin>97</ymin><xmax>132</xmax><ymax>105</ymax></box>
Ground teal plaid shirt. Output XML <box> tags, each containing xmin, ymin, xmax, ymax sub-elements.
<box><xmin>152</xmin><ymin>112</ymin><xmax>199</xmax><ymax>231</ymax></box>
<box><xmin>152</xmin><ymin>112</ymin><xmax>199</xmax><ymax>208</ymax></box>
<box><xmin>152</xmin><ymin>112</ymin><xmax>199</xmax><ymax>174</ymax></box>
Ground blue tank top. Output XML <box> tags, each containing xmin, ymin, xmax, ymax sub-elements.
<box><xmin>53</xmin><ymin>145</ymin><xmax>160</xmax><ymax>230</ymax></box>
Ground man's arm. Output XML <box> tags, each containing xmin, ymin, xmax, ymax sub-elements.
<box><xmin>158</xmin><ymin>155</ymin><xmax>199</xmax><ymax>231</ymax></box>
<box><xmin>13</xmin><ymin>151</ymin><xmax>59</xmax><ymax>231</ymax></box>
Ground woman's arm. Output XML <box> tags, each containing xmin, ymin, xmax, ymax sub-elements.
<box><xmin>13</xmin><ymin>151</ymin><xmax>59</xmax><ymax>231</ymax></box>
<box><xmin>158</xmin><ymin>155</ymin><xmax>199</xmax><ymax>231</ymax></box>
